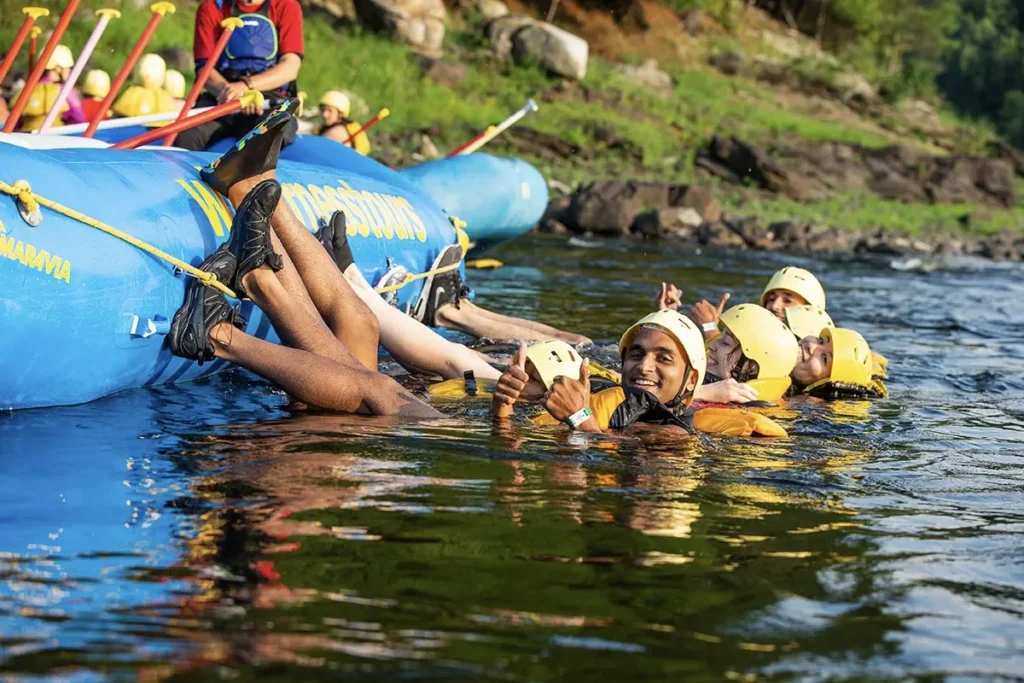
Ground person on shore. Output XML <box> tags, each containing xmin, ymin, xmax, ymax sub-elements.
<box><xmin>176</xmin><ymin>0</ymin><xmax>304</xmax><ymax>152</ymax></box>
<box><xmin>16</xmin><ymin>45</ymin><xmax>86</xmax><ymax>130</ymax></box>
<box><xmin>112</xmin><ymin>54</ymin><xmax>178</xmax><ymax>118</ymax></box>
<box><xmin>490</xmin><ymin>310</ymin><xmax>787</xmax><ymax>437</ymax></box>
<box><xmin>168</xmin><ymin>107</ymin><xmax>440</xmax><ymax>418</ymax></box>
<box><xmin>317</xmin><ymin>90</ymin><xmax>370</xmax><ymax>155</ymax></box>
<box><xmin>80</xmin><ymin>69</ymin><xmax>111</xmax><ymax>123</ymax></box>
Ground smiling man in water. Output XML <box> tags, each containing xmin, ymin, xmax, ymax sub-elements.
<box><xmin>492</xmin><ymin>311</ymin><xmax>787</xmax><ymax>437</ymax></box>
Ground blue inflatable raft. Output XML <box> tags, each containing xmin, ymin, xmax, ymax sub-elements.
<box><xmin>85</xmin><ymin>129</ymin><xmax>548</xmax><ymax>254</ymax></box>
<box><xmin>0</xmin><ymin>135</ymin><xmax>460</xmax><ymax>410</ymax></box>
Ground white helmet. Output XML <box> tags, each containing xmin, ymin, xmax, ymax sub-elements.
<box><xmin>136</xmin><ymin>53</ymin><xmax>166</xmax><ymax>88</ymax></box>
<box><xmin>46</xmin><ymin>44</ymin><xmax>75</xmax><ymax>71</ymax></box>
<box><xmin>163</xmin><ymin>69</ymin><xmax>185</xmax><ymax>98</ymax></box>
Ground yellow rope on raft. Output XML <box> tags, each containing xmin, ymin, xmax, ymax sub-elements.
<box><xmin>0</xmin><ymin>179</ymin><xmax>239</xmax><ymax>298</ymax></box>
<box><xmin>374</xmin><ymin>260</ymin><xmax>461</xmax><ymax>294</ymax></box>
<box><xmin>1</xmin><ymin>178</ymin><xmax>461</xmax><ymax>299</ymax></box>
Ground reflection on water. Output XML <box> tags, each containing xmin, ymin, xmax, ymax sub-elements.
<box><xmin>1</xmin><ymin>237</ymin><xmax>1023</xmax><ymax>679</ymax></box>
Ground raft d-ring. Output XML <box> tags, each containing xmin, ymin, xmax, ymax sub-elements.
<box><xmin>12</xmin><ymin>180</ymin><xmax>42</xmax><ymax>227</ymax></box>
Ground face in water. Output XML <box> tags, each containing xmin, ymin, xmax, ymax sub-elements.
<box><xmin>706</xmin><ymin>330</ymin><xmax>743</xmax><ymax>381</ymax></box>
<box><xmin>320</xmin><ymin>105</ymin><xmax>342</xmax><ymax>127</ymax></box>
<box><xmin>792</xmin><ymin>334</ymin><xmax>834</xmax><ymax>385</ymax></box>
<box><xmin>621</xmin><ymin>328</ymin><xmax>696</xmax><ymax>404</ymax></box>
<box><xmin>763</xmin><ymin>288</ymin><xmax>808</xmax><ymax>319</ymax></box>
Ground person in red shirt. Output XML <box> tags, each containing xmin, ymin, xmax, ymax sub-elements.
<box><xmin>177</xmin><ymin>0</ymin><xmax>304</xmax><ymax>151</ymax></box>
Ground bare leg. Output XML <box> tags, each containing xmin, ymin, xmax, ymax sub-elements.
<box><xmin>209</xmin><ymin>323</ymin><xmax>439</xmax><ymax>418</ymax></box>
<box><xmin>228</xmin><ymin>174</ymin><xmax>380</xmax><ymax>371</ymax></box>
<box><xmin>344</xmin><ymin>264</ymin><xmax>502</xmax><ymax>381</ymax></box>
<box><xmin>435</xmin><ymin>299</ymin><xmax>592</xmax><ymax>344</ymax></box>
<box><xmin>242</xmin><ymin>266</ymin><xmax>364</xmax><ymax>368</ymax></box>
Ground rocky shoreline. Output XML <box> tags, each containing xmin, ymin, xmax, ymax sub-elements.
<box><xmin>538</xmin><ymin>176</ymin><xmax>1024</xmax><ymax>262</ymax></box>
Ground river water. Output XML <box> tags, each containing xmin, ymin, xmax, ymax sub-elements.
<box><xmin>2</xmin><ymin>235</ymin><xmax>1023</xmax><ymax>680</ymax></box>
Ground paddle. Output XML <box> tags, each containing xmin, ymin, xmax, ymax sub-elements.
<box><xmin>83</xmin><ymin>1</ymin><xmax>177</xmax><ymax>138</ymax></box>
<box><xmin>0</xmin><ymin>7</ymin><xmax>50</xmax><ymax>87</ymax></box>
<box><xmin>112</xmin><ymin>90</ymin><xmax>264</xmax><ymax>149</ymax></box>
<box><xmin>446</xmin><ymin>98</ymin><xmax>538</xmax><ymax>157</ymax></box>
<box><xmin>162</xmin><ymin>16</ymin><xmax>244</xmax><ymax>147</ymax></box>
<box><xmin>39</xmin><ymin>8</ymin><xmax>122</xmax><ymax>133</ymax></box>
<box><xmin>4</xmin><ymin>0</ymin><xmax>81</xmax><ymax>133</ymax></box>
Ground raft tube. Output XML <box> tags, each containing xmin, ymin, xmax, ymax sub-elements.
<box><xmin>88</xmin><ymin>130</ymin><xmax>547</xmax><ymax>254</ymax></box>
<box><xmin>0</xmin><ymin>135</ymin><xmax>460</xmax><ymax>410</ymax></box>
<box><xmin>396</xmin><ymin>153</ymin><xmax>548</xmax><ymax>255</ymax></box>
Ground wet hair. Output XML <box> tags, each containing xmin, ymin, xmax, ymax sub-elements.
<box><xmin>804</xmin><ymin>382</ymin><xmax>884</xmax><ymax>400</ymax></box>
<box><xmin>730</xmin><ymin>356</ymin><xmax>760</xmax><ymax>383</ymax></box>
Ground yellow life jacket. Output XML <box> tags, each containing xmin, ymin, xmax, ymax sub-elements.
<box><xmin>344</xmin><ymin>121</ymin><xmax>371</xmax><ymax>155</ymax></box>
<box><xmin>112</xmin><ymin>85</ymin><xmax>177</xmax><ymax>118</ymax></box>
<box><xmin>533</xmin><ymin>386</ymin><xmax>787</xmax><ymax>437</ymax></box>
<box><xmin>19</xmin><ymin>82</ymin><xmax>66</xmax><ymax>131</ymax></box>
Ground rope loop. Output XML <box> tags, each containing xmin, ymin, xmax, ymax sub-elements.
<box><xmin>12</xmin><ymin>179</ymin><xmax>39</xmax><ymax>215</ymax></box>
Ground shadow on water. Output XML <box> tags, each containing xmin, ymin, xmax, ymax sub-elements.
<box><xmin>1</xmin><ymin>236</ymin><xmax>1023</xmax><ymax>679</ymax></box>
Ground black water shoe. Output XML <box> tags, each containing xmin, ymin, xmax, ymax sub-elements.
<box><xmin>411</xmin><ymin>243</ymin><xmax>464</xmax><ymax>326</ymax></box>
<box><xmin>169</xmin><ymin>280</ymin><xmax>245</xmax><ymax>365</ymax></box>
<box><xmin>327</xmin><ymin>208</ymin><xmax>360</xmax><ymax>272</ymax></box>
<box><xmin>199</xmin><ymin>98</ymin><xmax>299</xmax><ymax>196</ymax></box>
<box><xmin>222</xmin><ymin>179</ymin><xmax>284</xmax><ymax>298</ymax></box>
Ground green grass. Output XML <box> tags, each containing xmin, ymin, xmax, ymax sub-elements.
<box><xmin>718</xmin><ymin>190</ymin><xmax>1024</xmax><ymax>237</ymax></box>
<box><xmin>3</xmin><ymin>0</ymin><xmax>1021</xmax><ymax>236</ymax></box>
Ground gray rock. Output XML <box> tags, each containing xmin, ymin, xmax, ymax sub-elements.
<box><xmin>421</xmin><ymin>58</ymin><xmax>468</xmax><ymax>87</ymax></box>
<box><xmin>475</xmin><ymin>0</ymin><xmax>508</xmax><ymax>20</ymax></box>
<box><xmin>668</xmin><ymin>185</ymin><xmax>721</xmax><ymax>223</ymax></box>
<box><xmin>614</xmin><ymin>59</ymin><xmax>672</xmax><ymax>98</ymax></box>
<box><xmin>487</xmin><ymin>14</ymin><xmax>537</xmax><ymax>61</ymax></box>
<box><xmin>353</xmin><ymin>0</ymin><xmax>447</xmax><ymax>55</ymax></box>
<box><xmin>511</xmin><ymin>22</ymin><xmax>588</xmax><ymax>80</ymax></box>
<box><xmin>565</xmin><ymin>180</ymin><xmax>668</xmax><ymax>236</ymax></box>
<box><xmin>708</xmin><ymin>50</ymin><xmax>743</xmax><ymax>76</ymax></box>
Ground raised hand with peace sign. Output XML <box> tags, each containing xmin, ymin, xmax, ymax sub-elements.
<box><xmin>691</xmin><ymin>292</ymin><xmax>731</xmax><ymax>339</ymax></box>
<box><xmin>655</xmin><ymin>282</ymin><xmax>683</xmax><ymax>311</ymax></box>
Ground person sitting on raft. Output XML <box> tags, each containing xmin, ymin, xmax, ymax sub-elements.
<box><xmin>112</xmin><ymin>54</ymin><xmax>178</xmax><ymax>118</ymax></box>
<box><xmin>318</xmin><ymin>90</ymin><xmax>371</xmax><ymax>156</ymax></box>
<box><xmin>176</xmin><ymin>0</ymin><xmax>304</xmax><ymax>152</ymax></box>
<box><xmin>163</xmin><ymin>68</ymin><xmax>187</xmax><ymax>108</ymax></box>
<box><xmin>167</xmin><ymin>104</ymin><xmax>440</xmax><ymax>418</ymax></box>
<box><xmin>16</xmin><ymin>45</ymin><xmax>87</xmax><ymax>130</ymax></box>
<box><xmin>80</xmin><ymin>69</ymin><xmax>111</xmax><ymax>123</ymax></box>
<box><xmin>490</xmin><ymin>311</ymin><xmax>786</xmax><ymax>437</ymax></box>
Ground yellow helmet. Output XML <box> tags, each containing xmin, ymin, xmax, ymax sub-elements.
<box><xmin>163</xmin><ymin>69</ymin><xmax>186</xmax><ymax>98</ymax></box>
<box><xmin>619</xmin><ymin>310</ymin><xmax>708</xmax><ymax>400</ymax></box>
<box><xmin>784</xmin><ymin>304</ymin><xmax>834</xmax><ymax>340</ymax></box>
<box><xmin>761</xmin><ymin>267</ymin><xmax>826</xmax><ymax>310</ymax></box>
<box><xmin>82</xmin><ymin>69</ymin><xmax>111</xmax><ymax>98</ymax></box>
<box><xmin>719</xmin><ymin>304</ymin><xmax>799</xmax><ymax>380</ymax></box>
<box><xmin>319</xmin><ymin>90</ymin><xmax>350</xmax><ymax>118</ymax></box>
<box><xmin>872</xmin><ymin>351</ymin><xmax>888</xmax><ymax>379</ymax></box>
<box><xmin>803</xmin><ymin>328</ymin><xmax>887</xmax><ymax>398</ymax></box>
<box><xmin>524</xmin><ymin>340</ymin><xmax>583</xmax><ymax>390</ymax></box>
<box><xmin>136</xmin><ymin>53</ymin><xmax>166</xmax><ymax>88</ymax></box>
<box><xmin>46</xmin><ymin>44</ymin><xmax>75</xmax><ymax>71</ymax></box>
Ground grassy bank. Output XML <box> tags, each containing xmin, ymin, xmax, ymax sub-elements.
<box><xmin>4</xmin><ymin>0</ymin><xmax>1022</xmax><ymax>237</ymax></box>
